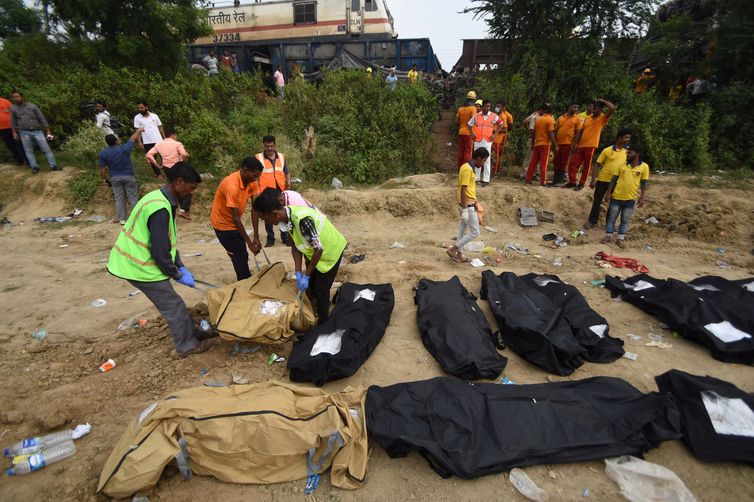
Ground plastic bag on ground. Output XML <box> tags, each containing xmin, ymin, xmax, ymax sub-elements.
<box><xmin>604</xmin><ymin>456</ymin><xmax>696</xmax><ymax>502</ymax></box>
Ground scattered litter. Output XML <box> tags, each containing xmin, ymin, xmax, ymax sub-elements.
<box><xmin>498</xmin><ymin>377</ymin><xmax>517</xmax><ymax>385</ymax></box>
<box><xmin>644</xmin><ymin>216</ymin><xmax>659</xmax><ymax>225</ymax></box>
<box><xmin>117</xmin><ymin>312</ymin><xmax>147</xmax><ymax>331</ymax></box>
<box><xmin>626</xmin><ymin>334</ymin><xmax>642</xmax><ymax>341</ymax></box>
<box><xmin>591</xmin><ymin>279</ymin><xmax>606</xmax><ymax>287</ymax></box>
<box><xmin>658</xmin><ymin>322</ymin><xmax>670</xmax><ymax>330</ymax></box>
<box><xmin>509</xmin><ymin>468</ymin><xmax>549</xmax><ymax>502</ymax></box>
<box><xmin>291</xmin><ymin>177</ymin><xmax>303</xmax><ymax>183</ymax></box>
<box><xmin>35</xmin><ymin>216</ymin><xmax>71</xmax><ymax>223</ymax></box>
<box><xmin>305</xmin><ymin>473</ymin><xmax>321</xmax><ymax>495</ymax></box>
<box><xmin>197</xmin><ymin>239</ymin><xmax>206</xmax><ymax>244</ymax></box>
<box><xmin>128</xmin><ymin>290</ymin><xmax>141</xmax><ymax>297</ymax></box>
<box><xmin>482</xmin><ymin>246</ymin><xmax>496</xmax><ymax>254</ymax></box>
<box><xmin>94</xmin><ymin>258</ymin><xmax>109</xmax><ymax>263</ymax></box>
<box><xmin>99</xmin><ymin>359</ymin><xmax>116</xmax><ymax>373</ymax></box>
<box><xmin>199</xmin><ymin>368</ymin><xmax>209</xmax><ymax>376</ymax></box>
<box><xmin>86</xmin><ymin>214</ymin><xmax>107</xmax><ymax>223</ymax></box>
<box><xmin>331</xmin><ymin>177</ymin><xmax>343</xmax><ymax>189</ymax></box>
<box><xmin>504</xmin><ymin>243</ymin><xmax>529</xmax><ymax>255</ymax></box>
<box><xmin>646</xmin><ymin>340</ymin><xmax>673</xmax><ymax>349</ymax></box>
<box><xmin>539</xmin><ymin>210</ymin><xmax>555</xmax><ymax>223</ymax></box>
<box><xmin>349</xmin><ymin>254</ymin><xmax>366</xmax><ymax>264</ymax></box>
<box><xmin>553</xmin><ymin>236</ymin><xmax>569</xmax><ymax>248</ymax></box>
<box><xmin>484</xmin><ymin>226</ymin><xmax>498</xmax><ymax>233</ymax></box>
<box><xmin>268</xmin><ymin>353</ymin><xmax>285</xmax><ymax>366</ymax></box>
<box><xmin>185</xmin><ymin>252</ymin><xmax>202</xmax><ymax>257</ymax></box>
<box><xmin>645</xmin><ymin>244</ymin><xmax>653</xmax><ymax>252</ymax></box>
<box><xmin>518</xmin><ymin>207</ymin><xmax>538</xmax><ymax>227</ymax></box>
<box><xmin>495</xmin><ymin>258</ymin><xmax>502</xmax><ymax>264</ymax></box>
<box><xmin>715</xmin><ymin>248</ymin><xmax>726</xmax><ymax>254</ymax></box>
<box><xmin>715</xmin><ymin>260</ymin><xmax>731</xmax><ymax>270</ymax></box>
<box><xmin>231</xmin><ymin>342</ymin><xmax>261</xmax><ymax>354</ymax></box>
<box><xmin>398</xmin><ymin>260</ymin><xmax>406</xmax><ymax>264</ymax></box>
<box><xmin>465</xmin><ymin>241</ymin><xmax>485</xmax><ymax>252</ymax></box>
<box><xmin>542</xmin><ymin>233</ymin><xmax>557</xmax><ymax>241</ymax></box>
<box><xmin>132</xmin><ymin>496</ymin><xmax>150</xmax><ymax>502</ymax></box>
<box><xmin>390</xmin><ymin>242</ymin><xmax>406</xmax><ymax>249</ymax></box>
<box><xmin>582</xmin><ymin>488</ymin><xmax>590</xmax><ymax>497</ymax></box>
<box><xmin>446</xmin><ymin>142</ymin><xmax>452</xmax><ymax>146</ymax></box>
<box><xmin>622</xmin><ymin>351</ymin><xmax>639</xmax><ymax>361</ymax></box>
<box><xmin>31</xmin><ymin>329</ymin><xmax>47</xmax><ymax>340</ymax></box>
<box><xmin>203</xmin><ymin>381</ymin><xmax>226</xmax><ymax>387</ymax></box>
<box><xmin>469</xmin><ymin>258</ymin><xmax>485</xmax><ymax>268</ymax></box>
<box><xmin>548</xmin><ymin>471</ymin><xmax>557</xmax><ymax>480</ymax></box>
<box><xmin>199</xmin><ymin>172</ymin><xmax>215</xmax><ymax>180</ymax></box>
<box><xmin>594</xmin><ymin>251</ymin><xmax>649</xmax><ymax>273</ymax></box>
<box><xmin>596</xmin><ymin>261</ymin><xmax>613</xmax><ymax>269</ymax></box>
<box><xmin>0</xmin><ymin>217</ymin><xmax>11</xmax><ymax>229</ymax></box>
<box><xmin>232</xmin><ymin>373</ymin><xmax>250</xmax><ymax>385</ymax></box>
<box><xmin>552</xmin><ymin>257</ymin><xmax>563</xmax><ymax>267</ymax></box>
<box><xmin>570</xmin><ymin>229</ymin><xmax>585</xmax><ymax>238</ymax></box>
<box><xmin>200</xmin><ymin>319</ymin><xmax>212</xmax><ymax>332</ymax></box>
<box><xmin>605</xmin><ymin>456</ymin><xmax>697</xmax><ymax>502</ymax></box>
<box><xmin>648</xmin><ymin>333</ymin><xmax>664</xmax><ymax>342</ymax></box>
<box><xmin>59</xmin><ymin>244</ymin><xmax>68</xmax><ymax>248</ymax></box>
<box><xmin>90</xmin><ymin>298</ymin><xmax>107</xmax><ymax>308</ymax></box>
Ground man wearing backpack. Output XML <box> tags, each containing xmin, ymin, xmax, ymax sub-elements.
<box><xmin>95</xmin><ymin>101</ymin><xmax>114</xmax><ymax>135</ymax></box>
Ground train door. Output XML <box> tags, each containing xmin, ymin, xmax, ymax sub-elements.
<box><xmin>348</xmin><ymin>0</ymin><xmax>364</xmax><ymax>34</ymax></box>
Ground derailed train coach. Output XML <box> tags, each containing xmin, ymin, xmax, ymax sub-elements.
<box><xmin>189</xmin><ymin>0</ymin><xmax>440</xmax><ymax>76</ymax></box>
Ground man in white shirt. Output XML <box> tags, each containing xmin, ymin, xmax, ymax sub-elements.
<box><xmin>203</xmin><ymin>50</ymin><xmax>220</xmax><ymax>76</ymax></box>
<box><xmin>94</xmin><ymin>100</ymin><xmax>113</xmax><ymax>135</ymax></box>
<box><xmin>133</xmin><ymin>101</ymin><xmax>164</xmax><ymax>154</ymax></box>
<box><xmin>520</xmin><ymin>107</ymin><xmax>542</xmax><ymax>177</ymax></box>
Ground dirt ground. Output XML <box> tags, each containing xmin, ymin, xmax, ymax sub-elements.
<box><xmin>0</xmin><ymin>157</ymin><xmax>753</xmax><ymax>501</ymax></box>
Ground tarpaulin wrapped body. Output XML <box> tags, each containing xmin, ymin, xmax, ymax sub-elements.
<box><xmin>414</xmin><ymin>276</ymin><xmax>507</xmax><ymax>380</ymax></box>
<box><xmin>366</xmin><ymin>376</ymin><xmax>681</xmax><ymax>479</ymax></box>
<box><xmin>287</xmin><ymin>283</ymin><xmax>395</xmax><ymax>386</ymax></box>
<box><xmin>480</xmin><ymin>271</ymin><xmax>593</xmax><ymax>375</ymax></box>
<box><xmin>605</xmin><ymin>274</ymin><xmax>754</xmax><ymax>364</ymax></box>
<box><xmin>97</xmin><ymin>381</ymin><xmax>368</xmax><ymax>498</ymax></box>
<box><xmin>655</xmin><ymin>369</ymin><xmax>754</xmax><ymax>464</ymax></box>
<box><xmin>207</xmin><ymin>262</ymin><xmax>316</xmax><ymax>343</ymax></box>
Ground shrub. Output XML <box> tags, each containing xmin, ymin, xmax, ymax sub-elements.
<box><xmin>68</xmin><ymin>170</ymin><xmax>100</xmax><ymax>206</ymax></box>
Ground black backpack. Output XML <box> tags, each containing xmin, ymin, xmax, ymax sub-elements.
<box><xmin>109</xmin><ymin>115</ymin><xmax>124</xmax><ymax>136</ymax></box>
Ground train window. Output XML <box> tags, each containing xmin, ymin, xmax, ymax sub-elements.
<box><xmin>351</xmin><ymin>0</ymin><xmax>360</xmax><ymax>10</ymax></box>
<box><xmin>365</xmin><ymin>0</ymin><xmax>377</xmax><ymax>11</ymax></box>
<box><xmin>293</xmin><ymin>2</ymin><xmax>317</xmax><ymax>24</ymax></box>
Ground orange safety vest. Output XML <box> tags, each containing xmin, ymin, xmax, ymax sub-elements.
<box><xmin>472</xmin><ymin>112</ymin><xmax>498</xmax><ymax>142</ymax></box>
<box><xmin>255</xmin><ymin>152</ymin><xmax>287</xmax><ymax>192</ymax></box>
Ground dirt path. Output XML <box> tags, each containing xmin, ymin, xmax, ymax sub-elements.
<box><xmin>0</xmin><ymin>165</ymin><xmax>753</xmax><ymax>501</ymax></box>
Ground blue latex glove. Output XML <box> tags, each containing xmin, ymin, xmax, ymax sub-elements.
<box><xmin>295</xmin><ymin>271</ymin><xmax>302</xmax><ymax>284</ymax></box>
<box><xmin>176</xmin><ymin>266</ymin><xmax>195</xmax><ymax>288</ymax></box>
<box><xmin>296</xmin><ymin>273</ymin><xmax>310</xmax><ymax>292</ymax></box>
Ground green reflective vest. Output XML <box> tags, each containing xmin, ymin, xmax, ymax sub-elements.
<box><xmin>289</xmin><ymin>206</ymin><xmax>346</xmax><ymax>273</ymax></box>
<box><xmin>107</xmin><ymin>189</ymin><xmax>177</xmax><ymax>282</ymax></box>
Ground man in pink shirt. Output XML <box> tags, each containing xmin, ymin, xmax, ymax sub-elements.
<box><xmin>146</xmin><ymin>127</ymin><xmax>192</xmax><ymax>218</ymax></box>
<box><xmin>273</xmin><ymin>66</ymin><xmax>285</xmax><ymax>99</ymax></box>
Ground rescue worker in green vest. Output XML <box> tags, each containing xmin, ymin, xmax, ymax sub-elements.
<box><xmin>107</xmin><ymin>162</ymin><xmax>214</xmax><ymax>357</ymax></box>
<box><xmin>251</xmin><ymin>191</ymin><xmax>346</xmax><ymax>324</ymax></box>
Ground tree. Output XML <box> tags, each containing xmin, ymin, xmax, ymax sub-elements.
<box><xmin>45</xmin><ymin>0</ymin><xmax>212</xmax><ymax>74</ymax></box>
<box><xmin>0</xmin><ymin>0</ymin><xmax>42</xmax><ymax>39</ymax></box>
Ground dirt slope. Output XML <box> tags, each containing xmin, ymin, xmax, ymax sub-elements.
<box><xmin>0</xmin><ymin>165</ymin><xmax>753</xmax><ymax>501</ymax></box>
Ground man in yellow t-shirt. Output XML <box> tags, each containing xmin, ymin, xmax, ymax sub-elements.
<box><xmin>601</xmin><ymin>145</ymin><xmax>649</xmax><ymax>249</ymax></box>
<box><xmin>456</xmin><ymin>91</ymin><xmax>477</xmax><ymax>168</ymax></box>
<box><xmin>448</xmin><ymin>147</ymin><xmax>489</xmax><ymax>263</ymax></box>
<box><xmin>585</xmin><ymin>129</ymin><xmax>631</xmax><ymax>228</ymax></box>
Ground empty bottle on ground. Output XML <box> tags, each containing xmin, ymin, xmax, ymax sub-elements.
<box><xmin>7</xmin><ymin>441</ymin><xmax>76</xmax><ymax>475</ymax></box>
<box><xmin>4</xmin><ymin>423</ymin><xmax>91</xmax><ymax>457</ymax></box>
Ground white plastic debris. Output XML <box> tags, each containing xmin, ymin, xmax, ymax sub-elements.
<box><xmin>605</xmin><ymin>456</ymin><xmax>697</xmax><ymax>502</ymax></box>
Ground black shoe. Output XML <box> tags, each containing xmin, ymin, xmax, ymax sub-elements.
<box><xmin>574</xmin><ymin>184</ymin><xmax>584</xmax><ymax>191</ymax></box>
<box><xmin>51</xmin><ymin>166</ymin><xmax>62</xmax><ymax>171</ymax></box>
<box><xmin>265</xmin><ymin>238</ymin><xmax>275</xmax><ymax>247</ymax></box>
<box><xmin>281</xmin><ymin>235</ymin><xmax>292</xmax><ymax>246</ymax></box>
<box><xmin>31</xmin><ymin>167</ymin><xmax>39</xmax><ymax>174</ymax></box>
<box><xmin>563</xmin><ymin>183</ymin><xmax>576</xmax><ymax>188</ymax></box>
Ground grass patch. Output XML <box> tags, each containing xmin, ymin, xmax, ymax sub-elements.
<box><xmin>2</xmin><ymin>284</ymin><xmax>21</xmax><ymax>293</ymax></box>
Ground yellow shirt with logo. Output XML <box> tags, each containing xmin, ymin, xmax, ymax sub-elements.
<box><xmin>458</xmin><ymin>162</ymin><xmax>477</xmax><ymax>203</ymax></box>
<box><xmin>613</xmin><ymin>162</ymin><xmax>649</xmax><ymax>201</ymax></box>
<box><xmin>595</xmin><ymin>146</ymin><xmax>628</xmax><ymax>182</ymax></box>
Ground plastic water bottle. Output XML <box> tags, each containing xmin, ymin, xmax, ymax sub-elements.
<box><xmin>509</xmin><ymin>468</ymin><xmax>549</xmax><ymax>501</ymax></box>
<box><xmin>4</xmin><ymin>423</ymin><xmax>91</xmax><ymax>457</ymax></box>
<box><xmin>7</xmin><ymin>441</ymin><xmax>76</xmax><ymax>475</ymax></box>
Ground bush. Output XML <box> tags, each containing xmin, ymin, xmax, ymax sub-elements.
<box><xmin>68</xmin><ymin>170</ymin><xmax>100</xmax><ymax>206</ymax></box>
<box><xmin>283</xmin><ymin>70</ymin><xmax>437</xmax><ymax>184</ymax></box>
<box><xmin>61</xmin><ymin>121</ymin><xmax>107</xmax><ymax>165</ymax></box>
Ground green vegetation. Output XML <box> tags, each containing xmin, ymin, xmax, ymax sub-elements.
<box><xmin>466</xmin><ymin>0</ymin><xmax>754</xmax><ymax>171</ymax></box>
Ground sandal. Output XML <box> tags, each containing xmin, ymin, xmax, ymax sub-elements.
<box><xmin>600</xmin><ymin>236</ymin><xmax>611</xmax><ymax>244</ymax></box>
<box><xmin>446</xmin><ymin>248</ymin><xmax>460</xmax><ymax>263</ymax></box>
<box><xmin>616</xmin><ymin>239</ymin><xmax>626</xmax><ymax>249</ymax></box>
<box><xmin>456</xmin><ymin>252</ymin><xmax>469</xmax><ymax>263</ymax></box>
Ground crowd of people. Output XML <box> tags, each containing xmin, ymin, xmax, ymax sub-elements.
<box><xmin>450</xmin><ymin>91</ymin><xmax>649</xmax><ymax>262</ymax></box>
